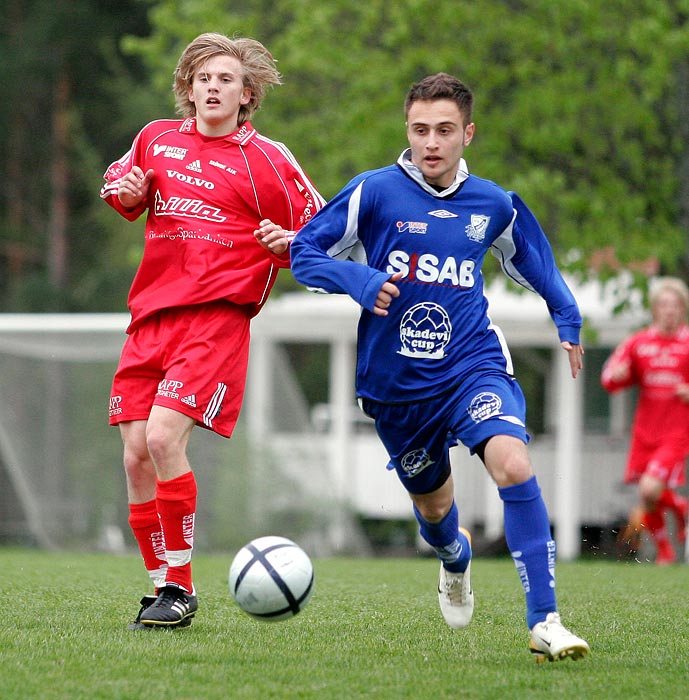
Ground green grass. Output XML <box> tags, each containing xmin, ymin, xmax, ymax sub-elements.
<box><xmin>1</xmin><ymin>549</ymin><xmax>688</xmax><ymax>700</ymax></box>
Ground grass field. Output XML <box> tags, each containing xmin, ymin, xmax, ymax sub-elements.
<box><xmin>1</xmin><ymin>548</ymin><xmax>687</xmax><ymax>700</ymax></box>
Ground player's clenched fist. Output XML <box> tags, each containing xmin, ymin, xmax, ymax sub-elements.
<box><xmin>374</xmin><ymin>271</ymin><xmax>403</xmax><ymax>316</ymax></box>
<box><xmin>118</xmin><ymin>166</ymin><xmax>154</xmax><ymax>208</ymax></box>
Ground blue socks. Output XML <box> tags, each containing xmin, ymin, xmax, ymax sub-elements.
<box><xmin>414</xmin><ymin>502</ymin><xmax>471</xmax><ymax>573</ymax></box>
<box><xmin>499</xmin><ymin>476</ymin><xmax>557</xmax><ymax>629</ymax></box>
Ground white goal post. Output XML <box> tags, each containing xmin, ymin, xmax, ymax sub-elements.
<box><xmin>0</xmin><ymin>278</ymin><xmax>644</xmax><ymax>558</ymax></box>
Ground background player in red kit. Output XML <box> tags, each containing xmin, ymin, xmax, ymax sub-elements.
<box><xmin>601</xmin><ymin>277</ymin><xmax>689</xmax><ymax>564</ymax></box>
<box><xmin>100</xmin><ymin>33</ymin><xmax>323</xmax><ymax>628</ymax></box>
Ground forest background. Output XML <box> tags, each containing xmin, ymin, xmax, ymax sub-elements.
<box><xmin>2</xmin><ymin>0</ymin><xmax>689</xmax><ymax>315</ymax></box>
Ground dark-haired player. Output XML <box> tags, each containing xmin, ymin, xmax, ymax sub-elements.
<box><xmin>291</xmin><ymin>73</ymin><xmax>588</xmax><ymax>662</ymax></box>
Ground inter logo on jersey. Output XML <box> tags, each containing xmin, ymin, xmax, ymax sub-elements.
<box><xmin>397</xmin><ymin>220</ymin><xmax>428</xmax><ymax>235</ymax></box>
<box><xmin>153</xmin><ymin>144</ymin><xmax>187</xmax><ymax>160</ymax></box>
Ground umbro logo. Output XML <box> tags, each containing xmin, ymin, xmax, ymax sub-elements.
<box><xmin>186</xmin><ymin>159</ymin><xmax>202</xmax><ymax>173</ymax></box>
<box><xmin>428</xmin><ymin>210</ymin><xmax>458</xmax><ymax>218</ymax></box>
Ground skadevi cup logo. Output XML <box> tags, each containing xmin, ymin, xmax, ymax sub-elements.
<box><xmin>467</xmin><ymin>392</ymin><xmax>502</xmax><ymax>423</ymax></box>
<box><xmin>398</xmin><ymin>301</ymin><xmax>452</xmax><ymax>359</ymax></box>
<box><xmin>400</xmin><ymin>448</ymin><xmax>434</xmax><ymax>477</ymax></box>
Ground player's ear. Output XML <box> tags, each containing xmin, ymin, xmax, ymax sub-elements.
<box><xmin>240</xmin><ymin>89</ymin><xmax>251</xmax><ymax>105</ymax></box>
<box><xmin>464</xmin><ymin>123</ymin><xmax>475</xmax><ymax>146</ymax></box>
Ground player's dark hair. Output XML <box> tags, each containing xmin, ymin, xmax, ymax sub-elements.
<box><xmin>405</xmin><ymin>73</ymin><xmax>474</xmax><ymax>125</ymax></box>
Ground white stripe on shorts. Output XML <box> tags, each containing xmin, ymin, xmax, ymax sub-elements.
<box><xmin>203</xmin><ymin>382</ymin><xmax>227</xmax><ymax>428</ymax></box>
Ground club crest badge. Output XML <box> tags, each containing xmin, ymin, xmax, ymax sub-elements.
<box><xmin>465</xmin><ymin>214</ymin><xmax>490</xmax><ymax>242</ymax></box>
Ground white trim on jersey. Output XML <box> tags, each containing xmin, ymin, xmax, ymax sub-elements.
<box><xmin>254</xmin><ymin>134</ymin><xmax>326</xmax><ymax>210</ymax></box>
<box><xmin>489</xmin><ymin>210</ymin><xmax>538</xmax><ymax>294</ymax></box>
<box><xmin>485</xmin><ymin>311</ymin><xmax>514</xmax><ymax>375</ymax></box>
<box><xmin>326</xmin><ymin>180</ymin><xmax>368</xmax><ymax>263</ymax></box>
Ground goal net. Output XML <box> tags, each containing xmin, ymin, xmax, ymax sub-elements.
<box><xmin>0</xmin><ymin>312</ymin><xmax>369</xmax><ymax>555</ymax></box>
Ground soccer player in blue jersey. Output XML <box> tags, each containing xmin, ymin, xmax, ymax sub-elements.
<box><xmin>287</xmin><ymin>73</ymin><xmax>590</xmax><ymax>662</ymax></box>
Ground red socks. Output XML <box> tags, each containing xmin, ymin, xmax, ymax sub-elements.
<box><xmin>642</xmin><ymin>507</ymin><xmax>675</xmax><ymax>564</ymax></box>
<box><xmin>128</xmin><ymin>499</ymin><xmax>167</xmax><ymax>588</ymax></box>
<box><xmin>657</xmin><ymin>488</ymin><xmax>688</xmax><ymax>542</ymax></box>
<box><xmin>156</xmin><ymin>471</ymin><xmax>198</xmax><ymax>593</ymax></box>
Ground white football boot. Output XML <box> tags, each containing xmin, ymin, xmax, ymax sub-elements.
<box><xmin>529</xmin><ymin>612</ymin><xmax>590</xmax><ymax>662</ymax></box>
<box><xmin>437</xmin><ymin>528</ymin><xmax>474</xmax><ymax>628</ymax></box>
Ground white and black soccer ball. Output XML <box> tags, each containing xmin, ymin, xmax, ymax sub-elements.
<box><xmin>228</xmin><ymin>536</ymin><xmax>314</xmax><ymax>621</ymax></box>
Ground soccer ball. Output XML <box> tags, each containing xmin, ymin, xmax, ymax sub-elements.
<box><xmin>228</xmin><ymin>536</ymin><xmax>314</xmax><ymax>621</ymax></box>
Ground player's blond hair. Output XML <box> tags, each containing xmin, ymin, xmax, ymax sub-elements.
<box><xmin>173</xmin><ymin>33</ymin><xmax>281</xmax><ymax>124</ymax></box>
<box><xmin>649</xmin><ymin>276</ymin><xmax>689</xmax><ymax>315</ymax></box>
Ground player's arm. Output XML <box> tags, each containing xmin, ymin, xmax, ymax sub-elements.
<box><xmin>99</xmin><ymin>133</ymin><xmax>151</xmax><ymax>221</ymax></box>
<box><xmin>601</xmin><ymin>339</ymin><xmax>636</xmax><ymax>392</ymax></box>
<box><xmin>493</xmin><ymin>192</ymin><xmax>582</xmax><ymax>353</ymax></box>
<box><xmin>291</xmin><ymin>178</ymin><xmax>394</xmax><ymax>313</ymax></box>
<box><xmin>253</xmin><ymin>146</ymin><xmax>325</xmax><ymax>263</ymax></box>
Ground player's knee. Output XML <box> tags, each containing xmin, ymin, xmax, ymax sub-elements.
<box><xmin>493</xmin><ymin>452</ymin><xmax>533</xmax><ymax>487</ymax></box>
<box><xmin>123</xmin><ymin>442</ymin><xmax>153</xmax><ymax>484</ymax></box>
<box><xmin>144</xmin><ymin>424</ymin><xmax>176</xmax><ymax>466</ymax></box>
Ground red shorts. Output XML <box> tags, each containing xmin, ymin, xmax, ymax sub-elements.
<box><xmin>624</xmin><ymin>433</ymin><xmax>688</xmax><ymax>487</ymax></box>
<box><xmin>109</xmin><ymin>301</ymin><xmax>251</xmax><ymax>438</ymax></box>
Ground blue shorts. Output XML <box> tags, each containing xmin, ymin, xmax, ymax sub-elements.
<box><xmin>360</xmin><ymin>371</ymin><xmax>530</xmax><ymax>495</ymax></box>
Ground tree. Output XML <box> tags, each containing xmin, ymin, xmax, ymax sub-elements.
<box><xmin>123</xmin><ymin>0</ymin><xmax>689</xmax><ymax>304</ymax></box>
<box><xmin>3</xmin><ymin>0</ymin><xmax>688</xmax><ymax>311</ymax></box>
<box><xmin>0</xmin><ymin>0</ymin><xmax>152</xmax><ymax>311</ymax></box>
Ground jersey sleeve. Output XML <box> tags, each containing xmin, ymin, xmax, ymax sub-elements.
<box><xmin>601</xmin><ymin>335</ymin><xmax>637</xmax><ymax>392</ymax></box>
<box><xmin>291</xmin><ymin>176</ymin><xmax>390</xmax><ymax>311</ymax></box>
<box><xmin>99</xmin><ymin>128</ymin><xmax>149</xmax><ymax>222</ymax></box>
<box><xmin>491</xmin><ymin>192</ymin><xmax>582</xmax><ymax>344</ymax></box>
<box><xmin>250</xmin><ymin>140</ymin><xmax>326</xmax><ymax>267</ymax></box>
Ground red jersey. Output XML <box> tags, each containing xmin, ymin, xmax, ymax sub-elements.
<box><xmin>100</xmin><ymin>118</ymin><xmax>324</xmax><ymax>330</ymax></box>
<box><xmin>601</xmin><ymin>324</ymin><xmax>689</xmax><ymax>484</ymax></box>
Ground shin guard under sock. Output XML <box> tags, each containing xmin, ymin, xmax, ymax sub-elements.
<box><xmin>413</xmin><ymin>502</ymin><xmax>471</xmax><ymax>573</ymax></box>
<box><xmin>499</xmin><ymin>476</ymin><xmax>557</xmax><ymax>629</ymax></box>
<box><xmin>156</xmin><ymin>471</ymin><xmax>198</xmax><ymax>593</ymax></box>
<box><xmin>128</xmin><ymin>499</ymin><xmax>167</xmax><ymax>589</ymax></box>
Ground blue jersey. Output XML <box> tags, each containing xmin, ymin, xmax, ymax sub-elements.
<box><xmin>290</xmin><ymin>150</ymin><xmax>581</xmax><ymax>403</ymax></box>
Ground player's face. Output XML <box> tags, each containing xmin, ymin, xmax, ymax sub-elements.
<box><xmin>653</xmin><ymin>290</ymin><xmax>687</xmax><ymax>334</ymax></box>
<box><xmin>406</xmin><ymin>99</ymin><xmax>475</xmax><ymax>189</ymax></box>
<box><xmin>188</xmin><ymin>55</ymin><xmax>251</xmax><ymax>136</ymax></box>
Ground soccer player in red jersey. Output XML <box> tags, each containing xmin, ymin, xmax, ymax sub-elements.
<box><xmin>601</xmin><ymin>277</ymin><xmax>689</xmax><ymax>564</ymax></box>
<box><xmin>100</xmin><ymin>33</ymin><xmax>323</xmax><ymax>628</ymax></box>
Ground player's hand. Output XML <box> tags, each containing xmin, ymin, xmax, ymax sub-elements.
<box><xmin>254</xmin><ymin>219</ymin><xmax>289</xmax><ymax>255</ymax></box>
<box><xmin>675</xmin><ymin>383</ymin><xmax>689</xmax><ymax>403</ymax></box>
<box><xmin>606</xmin><ymin>358</ymin><xmax>630</xmax><ymax>383</ymax></box>
<box><xmin>373</xmin><ymin>271</ymin><xmax>403</xmax><ymax>317</ymax></box>
<box><xmin>561</xmin><ymin>341</ymin><xmax>584</xmax><ymax>379</ymax></box>
<box><xmin>118</xmin><ymin>166</ymin><xmax>154</xmax><ymax>208</ymax></box>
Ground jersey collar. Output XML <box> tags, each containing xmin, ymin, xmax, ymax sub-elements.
<box><xmin>178</xmin><ymin>118</ymin><xmax>257</xmax><ymax>145</ymax></box>
<box><xmin>397</xmin><ymin>148</ymin><xmax>470</xmax><ymax>197</ymax></box>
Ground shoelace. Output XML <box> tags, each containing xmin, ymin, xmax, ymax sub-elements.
<box><xmin>441</xmin><ymin>572</ymin><xmax>469</xmax><ymax>604</ymax></box>
<box><xmin>153</xmin><ymin>588</ymin><xmax>187</xmax><ymax>608</ymax></box>
<box><xmin>538</xmin><ymin>614</ymin><xmax>575</xmax><ymax>641</ymax></box>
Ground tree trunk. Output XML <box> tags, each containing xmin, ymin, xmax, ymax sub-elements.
<box><xmin>47</xmin><ymin>68</ymin><xmax>70</xmax><ymax>292</ymax></box>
